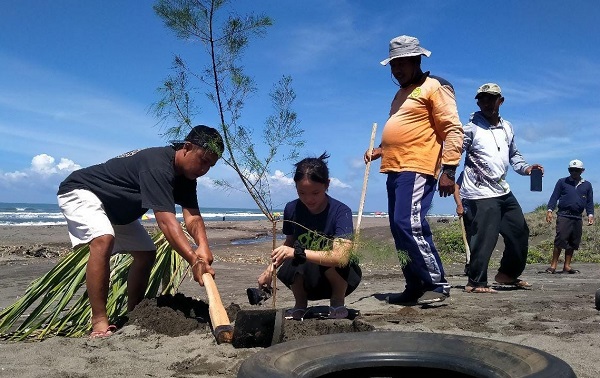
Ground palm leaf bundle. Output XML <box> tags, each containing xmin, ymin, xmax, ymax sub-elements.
<box><xmin>0</xmin><ymin>229</ymin><xmax>186</xmax><ymax>340</ymax></box>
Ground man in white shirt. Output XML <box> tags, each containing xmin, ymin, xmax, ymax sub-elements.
<box><xmin>458</xmin><ymin>83</ymin><xmax>543</xmax><ymax>293</ymax></box>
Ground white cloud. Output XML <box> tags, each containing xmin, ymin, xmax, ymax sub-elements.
<box><xmin>197</xmin><ymin>176</ymin><xmax>218</xmax><ymax>189</ymax></box>
<box><xmin>329</xmin><ymin>177</ymin><xmax>351</xmax><ymax>189</ymax></box>
<box><xmin>57</xmin><ymin>158</ymin><xmax>80</xmax><ymax>171</ymax></box>
<box><xmin>270</xmin><ymin>170</ymin><xmax>295</xmax><ymax>186</ymax></box>
<box><xmin>31</xmin><ymin>154</ymin><xmax>58</xmax><ymax>175</ymax></box>
<box><xmin>1</xmin><ymin>154</ymin><xmax>80</xmax><ymax>185</ymax></box>
<box><xmin>267</xmin><ymin>169</ymin><xmax>350</xmax><ymax>189</ymax></box>
<box><xmin>31</xmin><ymin>154</ymin><xmax>81</xmax><ymax>176</ymax></box>
<box><xmin>3</xmin><ymin>171</ymin><xmax>28</xmax><ymax>182</ymax></box>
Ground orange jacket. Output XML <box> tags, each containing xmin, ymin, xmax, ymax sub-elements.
<box><xmin>380</xmin><ymin>74</ymin><xmax>463</xmax><ymax>177</ymax></box>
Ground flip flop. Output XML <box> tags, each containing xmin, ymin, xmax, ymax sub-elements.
<box><xmin>464</xmin><ymin>286</ymin><xmax>497</xmax><ymax>293</ymax></box>
<box><xmin>544</xmin><ymin>267</ymin><xmax>556</xmax><ymax>274</ymax></box>
<box><xmin>494</xmin><ymin>273</ymin><xmax>532</xmax><ymax>288</ymax></box>
<box><xmin>89</xmin><ymin>325</ymin><xmax>117</xmax><ymax>339</ymax></box>
<box><xmin>494</xmin><ymin>279</ymin><xmax>532</xmax><ymax>288</ymax></box>
<box><xmin>328</xmin><ymin>306</ymin><xmax>349</xmax><ymax>319</ymax></box>
<box><xmin>284</xmin><ymin>308</ymin><xmax>307</xmax><ymax>321</ymax></box>
<box><xmin>563</xmin><ymin>269</ymin><xmax>580</xmax><ymax>274</ymax></box>
<box><xmin>503</xmin><ymin>279</ymin><xmax>532</xmax><ymax>288</ymax></box>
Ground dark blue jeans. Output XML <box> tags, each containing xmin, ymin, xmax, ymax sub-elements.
<box><xmin>463</xmin><ymin>192</ymin><xmax>529</xmax><ymax>287</ymax></box>
<box><xmin>386</xmin><ymin>172</ymin><xmax>449</xmax><ymax>295</ymax></box>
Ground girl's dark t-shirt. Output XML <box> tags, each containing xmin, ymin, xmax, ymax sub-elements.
<box><xmin>282</xmin><ymin>196</ymin><xmax>353</xmax><ymax>245</ymax></box>
<box><xmin>278</xmin><ymin>195</ymin><xmax>361</xmax><ymax>300</ymax></box>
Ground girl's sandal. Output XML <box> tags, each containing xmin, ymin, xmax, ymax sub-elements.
<box><xmin>284</xmin><ymin>308</ymin><xmax>307</xmax><ymax>321</ymax></box>
<box><xmin>89</xmin><ymin>325</ymin><xmax>117</xmax><ymax>339</ymax></box>
<box><xmin>328</xmin><ymin>306</ymin><xmax>348</xmax><ymax>319</ymax></box>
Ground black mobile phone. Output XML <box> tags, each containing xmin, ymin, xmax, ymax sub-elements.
<box><xmin>530</xmin><ymin>168</ymin><xmax>543</xmax><ymax>191</ymax></box>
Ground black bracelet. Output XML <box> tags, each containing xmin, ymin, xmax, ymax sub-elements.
<box><xmin>292</xmin><ymin>242</ymin><xmax>307</xmax><ymax>266</ymax></box>
<box><xmin>442</xmin><ymin>165</ymin><xmax>456</xmax><ymax>181</ymax></box>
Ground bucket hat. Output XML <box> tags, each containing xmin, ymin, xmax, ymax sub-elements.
<box><xmin>380</xmin><ymin>35</ymin><xmax>431</xmax><ymax>66</ymax></box>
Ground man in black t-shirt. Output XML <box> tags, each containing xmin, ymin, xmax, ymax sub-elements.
<box><xmin>57</xmin><ymin>125</ymin><xmax>224</xmax><ymax>338</ymax></box>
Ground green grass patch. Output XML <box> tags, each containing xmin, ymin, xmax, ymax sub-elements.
<box><xmin>429</xmin><ymin>205</ymin><xmax>600</xmax><ymax>266</ymax></box>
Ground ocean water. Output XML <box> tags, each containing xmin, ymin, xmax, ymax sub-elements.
<box><xmin>0</xmin><ymin>202</ymin><xmax>271</xmax><ymax>226</ymax></box>
<box><xmin>0</xmin><ymin>202</ymin><xmax>389</xmax><ymax>226</ymax></box>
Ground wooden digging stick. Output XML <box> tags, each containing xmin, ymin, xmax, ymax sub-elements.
<box><xmin>459</xmin><ymin>216</ymin><xmax>471</xmax><ymax>266</ymax></box>
<box><xmin>271</xmin><ymin>220</ymin><xmax>278</xmax><ymax>308</ymax></box>
<box><xmin>202</xmin><ymin>273</ymin><xmax>233</xmax><ymax>344</ymax></box>
<box><xmin>355</xmin><ymin>123</ymin><xmax>378</xmax><ymax>239</ymax></box>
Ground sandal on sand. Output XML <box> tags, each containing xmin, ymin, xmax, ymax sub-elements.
<box><xmin>328</xmin><ymin>306</ymin><xmax>348</xmax><ymax>319</ymax></box>
<box><xmin>544</xmin><ymin>267</ymin><xmax>556</xmax><ymax>274</ymax></box>
<box><xmin>495</xmin><ymin>278</ymin><xmax>532</xmax><ymax>288</ymax></box>
<box><xmin>562</xmin><ymin>269</ymin><xmax>580</xmax><ymax>274</ymax></box>
<box><xmin>284</xmin><ymin>308</ymin><xmax>307</xmax><ymax>321</ymax></box>
<box><xmin>494</xmin><ymin>273</ymin><xmax>532</xmax><ymax>288</ymax></box>
<box><xmin>89</xmin><ymin>325</ymin><xmax>117</xmax><ymax>339</ymax></box>
<box><xmin>510</xmin><ymin>279</ymin><xmax>532</xmax><ymax>288</ymax></box>
<box><xmin>464</xmin><ymin>286</ymin><xmax>497</xmax><ymax>293</ymax></box>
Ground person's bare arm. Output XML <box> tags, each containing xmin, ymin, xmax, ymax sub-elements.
<box><xmin>183</xmin><ymin>207</ymin><xmax>215</xmax><ymax>284</ymax></box>
<box><xmin>182</xmin><ymin>207</ymin><xmax>213</xmax><ymax>263</ymax></box>
<box><xmin>258</xmin><ymin>235</ymin><xmax>296</xmax><ymax>288</ymax></box>
<box><xmin>453</xmin><ymin>183</ymin><xmax>464</xmax><ymax>216</ymax></box>
<box><xmin>364</xmin><ymin>147</ymin><xmax>382</xmax><ymax>164</ymax></box>
<box><xmin>438</xmin><ymin>172</ymin><xmax>456</xmax><ymax>197</ymax></box>
<box><xmin>431</xmin><ymin>85</ymin><xmax>463</xmax><ymax>197</ymax></box>
<box><xmin>270</xmin><ymin>236</ymin><xmax>353</xmax><ymax>268</ymax></box>
<box><xmin>154</xmin><ymin>209</ymin><xmax>214</xmax><ymax>285</ymax></box>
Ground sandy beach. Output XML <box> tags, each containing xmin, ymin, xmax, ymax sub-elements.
<box><xmin>1</xmin><ymin>217</ymin><xmax>599</xmax><ymax>377</ymax></box>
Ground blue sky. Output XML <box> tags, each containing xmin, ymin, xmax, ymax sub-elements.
<box><xmin>1</xmin><ymin>1</ymin><xmax>599</xmax><ymax>215</ymax></box>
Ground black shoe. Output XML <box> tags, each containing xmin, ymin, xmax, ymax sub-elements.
<box><xmin>386</xmin><ymin>290</ymin><xmax>422</xmax><ymax>305</ymax></box>
<box><xmin>417</xmin><ymin>291</ymin><xmax>449</xmax><ymax>305</ymax></box>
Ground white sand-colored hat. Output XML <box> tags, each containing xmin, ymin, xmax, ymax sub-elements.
<box><xmin>475</xmin><ymin>83</ymin><xmax>502</xmax><ymax>99</ymax></box>
<box><xmin>380</xmin><ymin>35</ymin><xmax>431</xmax><ymax>66</ymax></box>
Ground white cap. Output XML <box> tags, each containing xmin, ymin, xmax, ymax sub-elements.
<box><xmin>569</xmin><ymin>159</ymin><xmax>584</xmax><ymax>169</ymax></box>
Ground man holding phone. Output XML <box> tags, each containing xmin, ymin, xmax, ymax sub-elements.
<box><xmin>545</xmin><ymin>159</ymin><xmax>594</xmax><ymax>274</ymax></box>
<box><xmin>530</xmin><ymin>167</ymin><xmax>543</xmax><ymax>191</ymax></box>
<box><xmin>457</xmin><ymin>83</ymin><xmax>543</xmax><ymax>293</ymax></box>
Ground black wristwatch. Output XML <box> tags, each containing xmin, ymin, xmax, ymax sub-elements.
<box><xmin>292</xmin><ymin>241</ymin><xmax>307</xmax><ymax>266</ymax></box>
<box><xmin>442</xmin><ymin>165</ymin><xmax>457</xmax><ymax>181</ymax></box>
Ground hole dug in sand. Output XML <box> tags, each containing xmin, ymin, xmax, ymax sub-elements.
<box><xmin>127</xmin><ymin>295</ymin><xmax>375</xmax><ymax>348</ymax></box>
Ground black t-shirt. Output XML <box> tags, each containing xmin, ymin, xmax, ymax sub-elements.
<box><xmin>57</xmin><ymin>146</ymin><xmax>198</xmax><ymax>225</ymax></box>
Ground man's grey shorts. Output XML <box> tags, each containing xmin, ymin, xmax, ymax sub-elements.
<box><xmin>57</xmin><ymin>189</ymin><xmax>156</xmax><ymax>254</ymax></box>
<box><xmin>554</xmin><ymin>215</ymin><xmax>582</xmax><ymax>250</ymax></box>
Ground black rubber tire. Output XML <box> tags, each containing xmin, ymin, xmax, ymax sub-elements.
<box><xmin>237</xmin><ymin>331</ymin><xmax>575</xmax><ymax>378</ymax></box>
<box><xmin>595</xmin><ymin>288</ymin><xmax>600</xmax><ymax>310</ymax></box>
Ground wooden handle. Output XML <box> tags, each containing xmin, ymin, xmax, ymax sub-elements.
<box><xmin>202</xmin><ymin>273</ymin><xmax>233</xmax><ymax>344</ymax></box>
<box><xmin>356</xmin><ymin>122</ymin><xmax>378</xmax><ymax>236</ymax></box>
<box><xmin>459</xmin><ymin>217</ymin><xmax>470</xmax><ymax>264</ymax></box>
